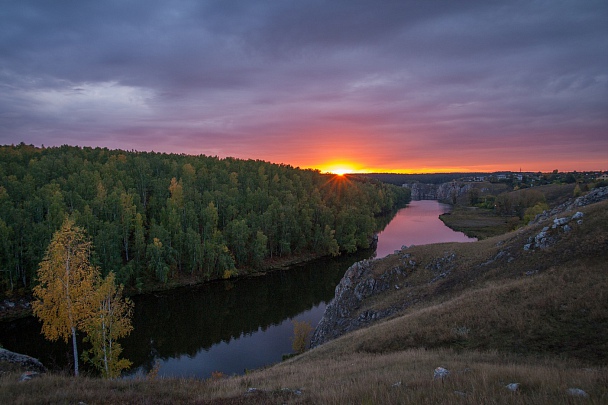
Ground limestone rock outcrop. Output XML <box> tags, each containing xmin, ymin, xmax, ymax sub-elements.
<box><xmin>310</xmin><ymin>259</ymin><xmax>412</xmax><ymax>348</ymax></box>
<box><xmin>531</xmin><ymin>186</ymin><xmax>608</xmax><ymax>225</ymax></box>
<box><xmin>403</xmin><ymin>182</ymin><xmax>472</xmax><ymax>202</ymax></box>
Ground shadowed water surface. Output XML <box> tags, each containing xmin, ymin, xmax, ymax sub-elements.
<box><xmin>0</xmin><ymin>200</ymin><xmax>475</xmax><ymax>378</ymax></box>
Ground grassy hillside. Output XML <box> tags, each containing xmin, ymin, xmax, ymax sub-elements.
<box><xmin>440</xmin><ymin>183</ymin><xmax>581</xmax><ymax>239</ymax></box>
<box><xmin>1</xmin><ymin>196</ymin><xmax>607</xmax><ymax>404</ymax></box>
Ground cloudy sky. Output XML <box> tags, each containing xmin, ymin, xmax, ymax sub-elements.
<box><xmin>1</xmin><ymin>1</ymin><xmax>607</xmax><ymax>173</ymax></box>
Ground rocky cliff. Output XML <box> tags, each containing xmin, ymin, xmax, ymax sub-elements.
<box><xmin>310</xmin><ymin>259</ymin><xmax>414</xmax><ymax>348</ymax></box>
<box><xmin>311</xmin><ymin>186</ymin><xmax>608</xmax><ymax>349</ymax></box>
<box><xmin>403</xmin><ymin>182</ymin><xmax>472</xmax><ymax>201</ymax></box>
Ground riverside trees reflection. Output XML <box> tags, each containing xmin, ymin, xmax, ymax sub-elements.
<box><xmin>0</xmin><ymin>249</ymin><xmax>372</xmax><ymax>376</ymax></box>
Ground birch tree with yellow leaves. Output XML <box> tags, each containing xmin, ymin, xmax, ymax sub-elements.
<box><xmin>82</xmin><ymin>271</ymin><xmax>134</xmax><ymax>378</ymax></box>
<box><xmin>33</xmin><ymin>217</ymin><xmax>98</xmax><ymax>376</ymax></box>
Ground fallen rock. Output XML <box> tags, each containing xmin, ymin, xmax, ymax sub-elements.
<box><xmin>433</xmin><ymin>367</ymin><xmax>450</xmax><ymax>380</ymax></box>
<box><xmin>553</xmin><ymin>217</ymin><xmax>569</xmax><ymax>227</ymax></box>
<box><xmin>506</xmin><ymin>383</ymin><xmax>520</xmax><ymax>392</ymax></box>
<box><xmin>19</xmin><ymin>371</ymin><xmax>42</xmax><ymax>382</ymax></box>
<box><xmin>566</xmin><ymin>388</ymin><xmax>589</xmax><ymax>398</ymax></box>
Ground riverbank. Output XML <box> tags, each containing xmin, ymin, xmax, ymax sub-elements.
<box><xmin>3</xmin><ymin>194</ymin><xmax>607</xmax><ymax>403</ymax></box>
<box><xmin>0</xmin><ymin>208</ymin><xmax>388</xmax><ymax>323</ymax></box>
<box><xmin>439</xmin><ymin>206</ymin><xmax>519</xmax><ymax>239</ymax></box>
<box><xmin>438</xmin><ymin>183</ymin><xmax>585</xmax><ymax>239</ymax></box>
<box><xmin>0</xmin><ymin>250</ymin><xmax>339</xmax><ymax>323</ymax></box>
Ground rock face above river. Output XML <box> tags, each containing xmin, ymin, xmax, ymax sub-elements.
<box><xmin>310</xmin><ymin>258</ymin><xmax>414</xmax><ymax>348</ymax></box>
<box><xmin>404</xmin><ymin>182</ymin><xmax>472</xmax><ymax>201</ymax></box>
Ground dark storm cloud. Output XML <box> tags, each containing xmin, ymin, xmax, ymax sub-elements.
<box><xmin>0</xmin><ymin>0</ymin><xmax>606</xmax><ymax>170</ymax></box>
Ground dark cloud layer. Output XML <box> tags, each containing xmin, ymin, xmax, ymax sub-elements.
<box><xmin>1</xmin><ymin>0</ymin><xmax>607</xmax><ymax>171</ymax></box>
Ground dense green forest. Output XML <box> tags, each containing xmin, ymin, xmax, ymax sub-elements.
<box><xmin>0</xmin><ymin>144</ymin><xmax>410</xmax><ymax>293</ymax></box>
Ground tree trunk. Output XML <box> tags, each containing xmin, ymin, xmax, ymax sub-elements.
<box><xmin>71</xmin><ymin>326</ymin><xmax>79</xmax><ymax>376</ymax></box>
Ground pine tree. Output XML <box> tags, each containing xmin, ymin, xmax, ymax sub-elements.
<box><xmin>32</xmin><ymin>217</ymin><xmax>98</xmax><ymax>376</ymax></box>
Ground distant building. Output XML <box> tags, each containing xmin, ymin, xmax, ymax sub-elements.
<box><xmin>597</xmin><ymin>173</ymin><xmax>608</xmax><ymax>181</ymax></box>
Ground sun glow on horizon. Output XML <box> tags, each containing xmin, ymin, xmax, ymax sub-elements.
<box><xmin>333</xmin><ymin>168</ymin><xmax>350</xmax><ymax>176</ymax></box>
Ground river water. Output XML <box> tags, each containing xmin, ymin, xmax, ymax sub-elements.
<box><xmin>0</xmin><ymin>200</ymin><xmax>475</xmax><ymax>378</ymax></box>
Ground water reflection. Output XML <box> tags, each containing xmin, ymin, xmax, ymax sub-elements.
<box><xmin>122</xmin><ymin>250</ymin><xmax>371</xmax><ymax>378</ymax></box>
<box><xmin>375</xmin><ymin>200</ymin><xmax>476</xmax><ymax>258</ymax></box>
<box><xmin>0</xmin><ymin>251</ymin><xmax>371</xmax><ymax>378</ymax></box>
<box><xmin>0</xmin><ymin>200</ymin><xmax>476</xmax><ymax>379</ymax></box>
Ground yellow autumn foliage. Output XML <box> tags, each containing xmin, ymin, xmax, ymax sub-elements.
<box><xmin>32</xmin><ymin>217</ymin><xmax>98</xmax><ymax>376</ymax></box>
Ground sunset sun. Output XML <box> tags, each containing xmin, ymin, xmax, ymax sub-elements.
<box><xmin>333</xmin><ymin>168</ymin><xmax>350</xmax><ymax>176</ymax></box>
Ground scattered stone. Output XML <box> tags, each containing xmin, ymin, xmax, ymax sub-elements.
<box><xmin>531</xmin><ymin>186</ymin><xmax>607</xmax><ymax>225</ymax></box>
<box><xmin>453</xmin><ymin>390</ymin><xmax>467</xmax><ymax>397</ymax></box>
<box><xmin>566</xmin><ymin>388</ymin><xmax>589</xmax><ymax>398</ymax></box>
<box><xmin>524</xmin><ymin>243</ymin><xmax>532</xmax><ymax>251</ymax></box>
<box><xmin>572</xmin><ymin>211</ymin><xmax>584</xmax><ymax>220</ymax></box>
<box><xmin>19</xmin><ymin>371</ymin><xmax>42</xmax><ymax>382</ymax></box>
<box><xmin>553</xmin><ymin>217</ymin><xmax>569</xmax><ymax>226</ymax></box>
<box><xmin>563</xmin><ymin>224</ymin><xmax>572</xmax><ymax>232</ymax></box>
<box><xmin>433</xmin><ymin>367</ymin><xmax>450</xmax><ymax>380</ymax></box>
<box><xmin>392</xmin><ymin>381</ymin><xmax>402</xmax><ymax>387</ymax></box>
<box><xmin>280</xmin><ymin>388</ymin><xmax>302</xmax><ymax>396</ymax></box>
<box><xmin>246</xmin><ymin>388</ymin><xmax>259</xmax><ymax>394</ymax></box>
<box><xmin>506</xmin><ymin>383</ymin><xmax>520</xmax><ymax>392</ymax></box>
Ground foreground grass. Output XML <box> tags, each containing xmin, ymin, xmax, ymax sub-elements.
<box><xmin>2</xmin><ymin>348</ymin><xmax>606</xmax><ymax>404</ymax></box>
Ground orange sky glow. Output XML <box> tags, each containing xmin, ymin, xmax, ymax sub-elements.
<box><xmin>1</xmin><ymin>2</ymin><xmax>606</xmax><ymax>175</ymax></box>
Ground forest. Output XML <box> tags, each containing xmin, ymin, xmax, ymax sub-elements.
<box><xmin>0</xmin><ymin>144</ymin><xmax>410</xmax><ymax>294</ymax></box>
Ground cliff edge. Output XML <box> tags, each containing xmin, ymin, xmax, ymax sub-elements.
<box><xmin>311</xmin><ymin>186</ymin><xmax>608</xmax><ymax>349</ymax></box>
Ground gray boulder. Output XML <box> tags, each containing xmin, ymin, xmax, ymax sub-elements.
<box><xmin>566</xmin><ymin>388</ymin><xmax>589</xmax><ymax>398</ymax></box>
<box><xmin>433</xmin><ymin>367</ymin><xmax>450</xmax><ymax>380</ymax></box>
<box><xmin>0</xmin><ymin>348</ymin><xmax>47</xmax><ymax>373</ymax></box>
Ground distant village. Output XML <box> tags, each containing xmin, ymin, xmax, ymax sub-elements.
<box><xmin>456</xmin><ymin>170</ymin><xmax>608</xmax><ymax>187</ymax></box>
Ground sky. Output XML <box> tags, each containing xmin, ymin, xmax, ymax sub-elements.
<box><xmin>1</xmin><ymin>1</ymin><xmax>607</xmax><ymax>173</ymax></box>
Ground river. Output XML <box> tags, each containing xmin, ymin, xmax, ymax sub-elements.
<box><xmin>0</xmin><ymin>200</ymin><xmax>475</xmax><ymax>378</ymax></box>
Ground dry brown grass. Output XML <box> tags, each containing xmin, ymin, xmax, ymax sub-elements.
<box><xmin>3</xmin><ymin>348</ymin><xmax>606</xmax><ymax>404</ymax></box>
<box><xmin>341</xmin><ymin>257</ymin><xmax>608</xmax><ymax>363</ymax></box>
